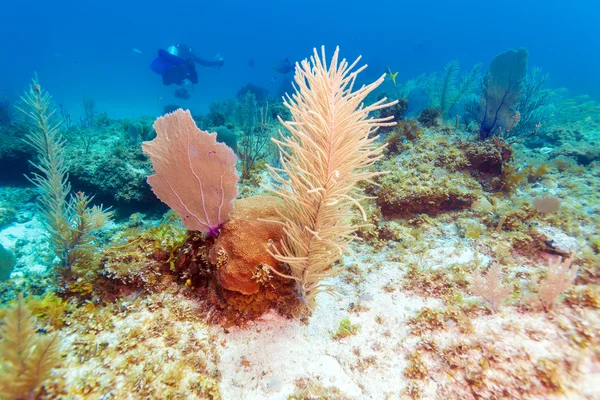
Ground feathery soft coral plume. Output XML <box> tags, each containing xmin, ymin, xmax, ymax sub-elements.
<box><xmin>539</xmin><ymin>253</ymin><xmax>577</xmax><ymax>312</ymax></box>
<box><xmin>471</xmin><ymin>264</ymin><xmax>512</xmax><ymax>312</ymax></box>
<box><xmin>266</xmin><ymin>46</ymin><xmax>397</xmax><ymax>307</ymax></box>
<box><xmin>0</xmin><ymin>294</ymin><xmax>61</xmax><ymax>399</ymax></box>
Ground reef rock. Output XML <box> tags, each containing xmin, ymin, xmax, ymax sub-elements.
<box><xmin>533</xmin><ymin>225</ymin><xmax>579</xmax><ymax>255</ymax></box>
<box><xmin>463</xmin><ymin>139</ymin><xmax>512</xmax><ymax>176</ymax></box>
<box><xmin>0</xmin><ymin>131</ymin><xmax>33</xmax><ymax>183</ymax></box>
<box><xmin>376</xmin><ymin>168</ymin><xmax>482</xmax><ymax>217</ymax></box>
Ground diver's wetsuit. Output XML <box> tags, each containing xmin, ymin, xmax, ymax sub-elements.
<box><xmin>150</xmin><ymin>44</ymin><xmax>224</xmax><ymax>86</ymax></box>
<box><xmin>161</xmin><ymin>58</ymin><xmax>198</xmax><ymax>86</ymax></box>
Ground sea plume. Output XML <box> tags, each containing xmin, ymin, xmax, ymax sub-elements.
<box><xmin>143</xmin><ymin>109</ymin><xmax>239</xmax><ymax>235</ymax></box>
<box><xmin>266</xmin><ymin>46</ymin><xmax>396</xmax><ymax>307</ymax></box>
<box><xmin>471</xmin><ymin>264</ymin><xmax>512</xmax><ymax>312</ymax></box>
<box><xmin>0</xmin><ymin>294</ymin><xmax>61</xmax><ymax>399</ymax></box>
<box><xmin>539</xmin><ymin>253</ymin><xmax>577</xmax><ymax>311</ymax></box>
<box><xmin>17</xmin><ymin>77</ymin><xmax>112</xmax><ymax>269</ymax></box>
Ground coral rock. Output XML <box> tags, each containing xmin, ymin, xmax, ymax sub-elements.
<box><xmin>534</xmin><ymin>225</ymin><xmax>579</xmax><ymax>256</ymax></box>
<box><xmin>418</xmin><ymin>108</ymin><xmax>441</xmax><ymax>128</ymax></box>
<box><xmin>376</xmin><ymin>169</ymin><xmax>481</xmax><ymax>217</ymax></box>
<box><xmin>463</xmin><ymin>139</ymin><xmax>512</xmax><ymax>176</ymax></box>
<box><xmin>208</xmin><ymin>196</ymin><xmax>285</xmax><ymax>295</ymax></box>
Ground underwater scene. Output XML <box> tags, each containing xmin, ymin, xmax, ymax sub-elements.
<box><xmin>1</xmin><ymin>0</ymin><xmax>599</xmax><ymax>398</ymax></box>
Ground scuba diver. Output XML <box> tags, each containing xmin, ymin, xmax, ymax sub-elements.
<box><xmin>150</xmin><ymin>44</ymin><xmax>224</xmax><ymax>86</ymax></box>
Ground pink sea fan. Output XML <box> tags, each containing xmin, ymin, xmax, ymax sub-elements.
<box><xmin>471</xmin><ymin>264</ymin><xmax>512</xmax><ymax>312</ymax></box>
<box><xmin>539</xmin><ymin>253</ymin><xmax>577</xmax><ymax>312</ymax></box>
<box><xmin>142</xmin><ymin>109</ymin><xmax>239</xmax><ymax>235</ymax></box>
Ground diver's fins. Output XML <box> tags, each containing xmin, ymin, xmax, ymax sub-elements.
<box><xmin>150</xmin><ymin>57</ymin><xmax>168</xmax><ymax>74</ymax></box>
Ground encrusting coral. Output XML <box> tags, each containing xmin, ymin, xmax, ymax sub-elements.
<box><xmin>171</xmin><ymin>196</ymin><xmax>300</xmax><ymax>324</ymax></box>
<box><xmin>208</xmin><ymin>196</ymin><xmax>286</xmax><ymax>295</ymax></box>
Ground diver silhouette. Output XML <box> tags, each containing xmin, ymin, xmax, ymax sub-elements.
<box><xmin>150</xmin><ymin>44</ymin><xmax>224</xmax><ymax>86</ymax></box>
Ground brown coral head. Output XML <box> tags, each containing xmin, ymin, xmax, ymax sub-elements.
<box><xmin>208</xmin><ymin>196</ymin><xmax>287</xmax><ymax>295</ymax></box>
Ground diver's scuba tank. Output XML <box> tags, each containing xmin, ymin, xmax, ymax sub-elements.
<box><xmin>166</xmin><ymin>45</ymin><xmax>179</xmax><ymax>57</ymax></box>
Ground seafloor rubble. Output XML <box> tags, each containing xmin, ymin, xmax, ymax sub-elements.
<box><xmin>0</xmin><ymin>111</ymin><xmax>598</xmax><ymax>398</ymax></box>
<box><xmin>0</xmin><ymin>57</ymin><xmax>599</xmax><ymax>399</ymax></box>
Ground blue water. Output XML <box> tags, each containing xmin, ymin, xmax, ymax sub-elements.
<box><xmin>1</xmin><ymin>0</ymin><xmax>598</xmax><ymax>119</ymax></box>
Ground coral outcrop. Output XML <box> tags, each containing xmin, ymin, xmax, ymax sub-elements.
<box><xmin>373</xmin><ymin>132</ymin><xmax>483</xmax><ymax>217</ymax></box>
<box><xmin>463</xmin><ymin>138</ymin><xmax>513</xmax><ymax>176</ymax></box>
<box><xmin>209</xmin><ymin>196</ymin><xmax>285</xmax><ymax>295</ymax></box>
<box><xmin>377</xmin><ymin>168</ymin><xmax>481</xmax><ymax>217</ymax></box>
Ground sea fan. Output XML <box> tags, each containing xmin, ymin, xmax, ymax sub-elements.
<box><xmin>477</xmin><ymin>48</ymin><xmax>528</xmax><ymax>139</ymax></box>
<box><xmin>142</xmin><ymin>109</ymin><xmax>239</xmax><ymax>235</ymax></box>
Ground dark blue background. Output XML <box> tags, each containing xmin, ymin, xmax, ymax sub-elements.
<box><xmin>1</xmin><ymin>0</ymin><xmax>597</xmax><ymax>119</ymax></box>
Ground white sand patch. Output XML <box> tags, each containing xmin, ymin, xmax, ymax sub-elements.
<box><xmin>0</xmin><ymin>215</ymin><xmax>49</xmax><ymax>275</ymax></box>
<box><xmin>216</xmin><ymin>244</ymin><xmax>430</xmax><ymax>399</ymax></box>
<box><xmin>213</xmin><ymin>222</ymin><xmax>600</xmax><ymax>399</ymax></box>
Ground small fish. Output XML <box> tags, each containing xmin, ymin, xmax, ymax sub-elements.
<box><xmin>386</xmin><ymin>68</ymin><xmax>399</xmax><ymax>86</ymax></box>
<box><xmin>248</xmin><ymin>58</ymin><xmax>255</xmax><ymax>67</ymax></box>
<box><xmin>272</xmin><ymin>57</ymin><xmax>293</xmax><ymax>75</ymax></box>
<box><xmin>269</xmin><ymin>76</ymin><xmax>279</xmax><ymax>84</ymax></box>
<box><xmin>132</xmin><ymin>48</ymin><xmax>143</xmax><ymax>54</ymax></box>
<box><xmin>157</xmin><ymin>96</ymin><xmax>163</xmax><ymax>102</ymax></box>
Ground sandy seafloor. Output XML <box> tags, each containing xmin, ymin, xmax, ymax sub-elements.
<box><xmin>1</xmin><ymin>108</ymin><xmax>600</xmax><ymax>398</ymax></box>
<box><xmin>1</xmin><ymin>195</ymin><xmax>599</xmax><ymax>399</ymax></box>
